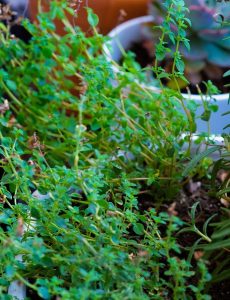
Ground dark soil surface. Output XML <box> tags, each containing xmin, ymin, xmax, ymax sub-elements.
<box><xmin>209</xmin><ymin>280</ymin><xmax>230</xmax><ymax>300</ymax></box>
<box><xmin>138</xmin><ymin>175</ymin><xmax>230</xmax><ymax>299</ymax></box>
<box><xmin>124</xmin><ymin>40</ymin><xmax>230</xmax><ymax>94</ymax></box>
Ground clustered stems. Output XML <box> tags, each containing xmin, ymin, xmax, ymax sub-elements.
<box><xmin>153</xmin><ymin>0</ymin><xmax>197</xmax><ymax>155</ymax></box>
<box><xmin>0</xmin><ymin>1</ymin><xmax>228</xmax><ymax>299</ymax></box>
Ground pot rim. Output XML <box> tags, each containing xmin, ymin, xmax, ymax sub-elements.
<box><xmin>105</xmin><ymin>15</ymin><xmax>230</xmax><ymax>102</ymax></box>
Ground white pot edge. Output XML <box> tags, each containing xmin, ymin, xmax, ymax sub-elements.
<box><xmin>108</xmin><ymin>15</ymin><xmax>154</xmax><ymax>38</ymax></box>
<box><xmin>104</xmin><ymin>16</ymin><xmax>230</xmax><ymax>136</ymax></box>
<box><xmin>105</xmin><ymin>15</ymin><xmax>229</xmax><ymax>102</ymax></box>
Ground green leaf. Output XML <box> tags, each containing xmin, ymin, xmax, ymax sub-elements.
<box><xmin>209</xmin><ymin>104</ymin><xmax>218</xmax><ymax>113</ymax></box>
<box><xmin>133</xmin><ymin>223</ymin><xmax>144</xmax><ymax>235</ymax></box>
<box><xmin>1</xmin><ymin>186</ymin><xmax>12</xmax><ymax>199</ymax></box>
<box><xmin>203</xmin><ymin>238</ymin><xmax>230</xmax><ymax>251</ymax></box>
<box><xmin>190</xmin><ymin>202</ymin><xmax>199</xmax><ymax>221</ymax></box>
<box><xmin>86</xmin><ymin>8</ymin><xmax>99</xmax><ymax>27</ymax></box>
<box><xmin>222</xmin><ymin>110</ymin><xmax>230</xmax><ymax>116</ymax></box>
<box><xmin>5</xmin><ymin>265</ymin><xmax>15</xmax><ymax>278</ymax></box>
<box><xmin>223</xmin><ymin>70</ymin><xmax>230</xmax><ymax>77</ymax></box>
<box><xmin>6</xmin><ymin>80</ymin><xmax>17</xmax><ymax>91</ymax></box>
<box><xmin>31</xmin><ymin>207</ymin><xmax>41</xmax><ymax>219</ymax></box>
<box><xmin>201</xmin><ymin>109</ymin><xmax>211</xmax><ymax>121</ymax></box>
<box><xmin>176</xmin><ymin>59</ymin><xmax>185</xmax><ymax>73</ymax></box>
<box><xmin>38</xmin><ymin>286</ymin><xmax>50</xmax><ymax>299</ymax></box>
<box><xmin>212</xmin><ymin>227</ymin><xmax>230</xmax><ymax>239</ymax></box>
<box><xmin>203</xmin><ymin>214</ymin><xmax>217</xmax><ymax>237</ymax></box>
<box><xmin>216</xmin><ymin>187</ymin><xmax>230</xmax><ymax>197</ymax></box>
<box><xmin>177</xmin><ymin>227</ymin><xmax>194</xmax><ymax>235</ymax></box>
<box><xmin>187</xmin><ymin>238</ymin><xmax>203</xmax><ymax>264</ymax></box>
<box><xmin>182</xmin><ymin>146</ymin><xmax>220</xmax><ymax>177</ymax></box>
<box><xmin>223</xmin><ymin>124</ymin><xmax>230</xmax><ymax>130</ymax></box>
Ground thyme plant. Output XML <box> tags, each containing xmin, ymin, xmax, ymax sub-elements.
<box><xmin>0</xmin><ymin>1</ymin><xmax>218</xmax><ymax>299</ymax></box>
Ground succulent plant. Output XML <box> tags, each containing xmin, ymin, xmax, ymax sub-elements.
<box><xmin>151</xmin><ymin>0</ymin><xmax>230</xmax><ymax>86</ymax></box>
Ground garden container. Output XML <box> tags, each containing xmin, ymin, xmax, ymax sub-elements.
<box><xmin>104</xmin><ymin>16</ymin><xmax>229</xmax><ymax>136</ymax></box>
<box><xmin>27</xmin><ymin>0</ymin><xmax>148</xmax><ymax>98</ymax></box>
<box><xmin>28</xmin><ymin>0</ymin><xmax>149</xmax><ymax>35</ymax></box>
<box><xmin>8</xmin><ymin>271</ymin><xmax>26</xmax><ymax>300</ymax></box>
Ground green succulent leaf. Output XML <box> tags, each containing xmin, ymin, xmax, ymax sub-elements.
<box><xmin>199</xmin><ymin>29</ymin><xmax>230</xmax><ymax>50</ymax></box>
<box><xmin>189</xmin><ymin>5</ymin><xmax>215</xmax><ymax>30</ymax></box>
<box><xmin>204</xmin><ymin>42</ymin><xmax>230</xmax><ymax>67</ymax></box>
<box><xmin>181</xmin><ymin>38</ymin><xmax>207</xmax><ymax>60</ymax></box>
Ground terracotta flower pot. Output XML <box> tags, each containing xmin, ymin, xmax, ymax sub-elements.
<box><xmin>28</xmin><ymin>0</ymin><xmax>149</xmax><ymax>35</ymax></box>
<box><xmin>27</xmin><ymin>1</ymin><xmax>149</xmax><ymax>99</ymax></box>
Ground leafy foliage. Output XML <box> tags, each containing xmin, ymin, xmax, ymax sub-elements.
<box><xmin>0</xmin><ymin>0</ymin><xmax>228</xmax><ymax>299</ymax></box>
<box><xmin>150</xmin><ymin>0</ymin><xmax>230</xmax><ymax>88</ymax></box>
